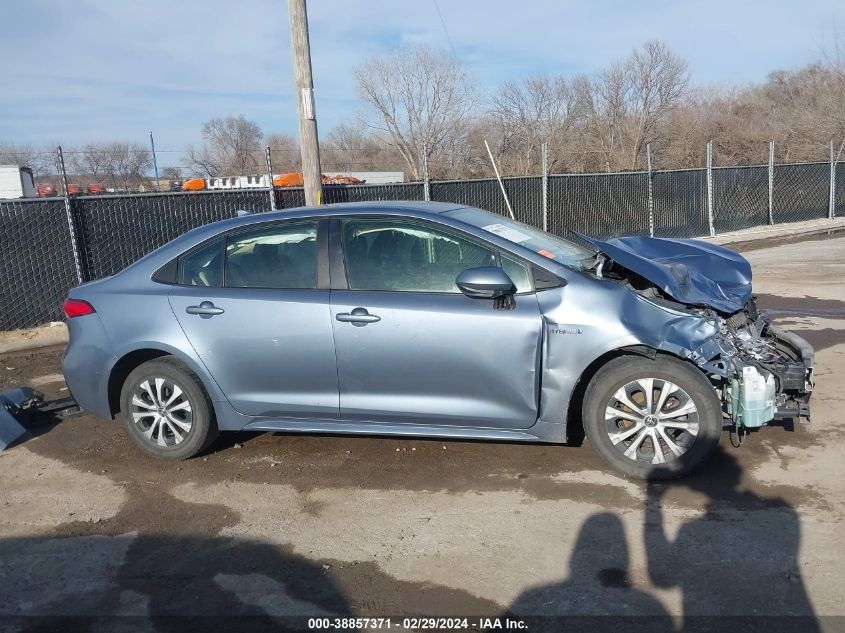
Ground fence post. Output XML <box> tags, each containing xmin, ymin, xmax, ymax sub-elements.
<box><xmin>421</xmin><ymin>145</ymin><xmax>431</xmax><ymax>202</ymax></box>
<box><xmin>768</xmin><ymin>141</ymin><xmax>775</xmax><ymax>225</ymax></box>
<box><xmin>830</xmin><ymin>139</ymin><xmax>836</xmax><ymax>220</ymax></box>
<box><xmin>149</xmin><ymin>131</ymin><xmax>161</xmax><ymax>192</ymax></box>
<box><xmin>265</xmin><ymin>146</ymin><xmax>276</xmax><ymax>211</ymax></box>
<box><xmin>706</xmin><ymin>141</ymin><xmax>715</xmax><ymax>237</ymax></box>
<box><xmin>541</xmin><ymin>142</ymin><xmax>549</xmax><ymax>232</ymax></box>
<box><xmin>57</xmin><ymin>146</ymin><xmax>84</xmax><ymax>284</ymax></box>
<box><xmin>646</xmin><ymin>143</ymin><xmax>654</xmax><ymax>237</ymax></box>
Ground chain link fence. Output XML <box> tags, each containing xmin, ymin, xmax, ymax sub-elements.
<box><xmin>773</xmin><ymin>162</ymin><xmax>830</xmax><ymax>224</ymax></box>
<box><xmin>0</xmin><ymin>158</ymin><xmax>841</xmax><ymax>330</ymax></box>
<box><xmin>837</xmin><ymin>162</ymin><xmax>845</xmax><ymax>217</ymax></box>
<box><xmin>322</xmin><ymin>182</ymin><xmax>424</xmax><ymax>205</ymax></box>
<box><xmin>430</xmin><ymin>177</ymin><xmax>543</xmax><ymax>228</ymax></box>
<box><xmin>712</xmin><ymin>165</ymin><xmax>770</xmax><ymax>233</ymax></box>
<box><xmin>652</xmin><ymin>168</ymin><xmax>709</xmax><ymax>238</ymax></box>
<box><xmin>0</xmin><ymin>199</ymin><xmax>80</xmax><ymax>329</ymax></box>
<box><xmin>548</xmin><ymin>172</ymin><xmax>650</xmax><ymax>239</ymax></box>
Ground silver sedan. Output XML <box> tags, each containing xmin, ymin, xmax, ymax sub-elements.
<box><xmin>61</xmin><ymin>202</ymin><xmax>813</xmax><ymax>478</ymax></box>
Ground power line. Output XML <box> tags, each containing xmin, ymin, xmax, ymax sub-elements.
<box><xmin>432</xmin><ymin>0</ymin><xmax>456</xmax><ymax>56</ymax></box>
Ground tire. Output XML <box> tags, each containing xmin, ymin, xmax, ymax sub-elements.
<box><xmin>120</xmin><ymin>357</ymin><xmax>218</xmax><ymax>460</ymax></box>
<box><xmin>582</xmin><ymin>355</ymin><xmax>722</xmax><ymax>479</ymax></box>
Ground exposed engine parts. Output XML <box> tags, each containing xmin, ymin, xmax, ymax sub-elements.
<box><xmin>692</xmin><ymin>297</ymin><xmax>814</xmax><ymax>429</ymax></box>
<box><xmin>587</xmin><ymin>246</ymin><xmax>814</xmax><ymax>432</ymax></box>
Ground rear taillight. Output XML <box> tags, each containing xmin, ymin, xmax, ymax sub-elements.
<box><xmin>63</xmin><ymin>298</ymin><xmax>96</xmax><ymax>318</ymax></box>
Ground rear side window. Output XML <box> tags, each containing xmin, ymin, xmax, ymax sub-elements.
<box><xmin>224</xmin><ymin>221</ymin><xmax>318</xmax><ymax>289</ymax></box>
<box><xmin>178</xmin><ymin>238</ymin><xmax>223</xmax><ymax>287</ymax></box>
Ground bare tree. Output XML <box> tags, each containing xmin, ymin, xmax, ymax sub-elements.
<box><xmin>185</xmin><ymin>115</ymin><xmax>263</xmax><ymax>177</ymax></box>
<box><xmin>354</xmin><ymin>44</ymin><xmax>477</xmax><ymax>179</ymax></box>
<box><xmin>488</xmin><ymin>74</ymin><xmax>579</xmax><ymax>174</ymax></box>
<box><xmin>100</xmin><ymin>142</ymin><xmax>151</xmax><ymax>191</ymax></box>
<box><xmin>266</xmin><ymin>132</ymin><xmax>301</xmax><ymax>173</ymax></box>
<box><xmin>622</xmin><ymin>41</ymin><xmax>689</xmax><ymax>168</ymax></box>
<box><xmin>160</xmin><ymin>166</ymin><xmax>183</xmax><ymax>180</ymax></box>
<box><xmin>322</xmin><ymin>124</ymin><xmax>404</xmax><ymax>173</ymax></box>
<box><xmin>68</xmin><ymin>143</ymin><xmax>110</xmax><ymax>182</ymax></box>
<box><xmin>578</xmin><ymin>41</ymin><xmax>688</xmax><ymax>170</ymax></box>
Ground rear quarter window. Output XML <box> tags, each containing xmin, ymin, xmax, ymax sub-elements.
<box><xmin>178</xmin><ymin>239</ymin><xmax>223</xmax><ymax>287</ymax></box>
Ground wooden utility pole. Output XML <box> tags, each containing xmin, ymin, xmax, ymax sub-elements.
<box><xmin>288</xmin><ymin>0</ymin><xmax>322</xmax><ymax>206</ymax></box>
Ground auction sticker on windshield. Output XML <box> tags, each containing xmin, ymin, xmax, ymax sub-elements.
<box><xmin>482</xmin><ymin>223</ymin><xmax>531</xmax><ymax>243</ymax></box>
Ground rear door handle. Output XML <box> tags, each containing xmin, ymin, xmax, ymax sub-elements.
<box><xmin>186</xmin><ymin>301</ymin><xmax>224</xmax><ymax>318</ymax></box>
<box><xmin>336</xmin><ymin>307</ymin><xmax>380</xmax><ymax>326</ymax></box>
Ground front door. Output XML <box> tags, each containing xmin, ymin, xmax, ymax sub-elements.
<box><xmin>331</xmin><ymin>217</ymin><xmax>543</xmax><ymax>429</ymax></box>
<box><xmin>169</xmin><ymin>219</ymin><xmax>339</xmax><ymax>419</ymax></box>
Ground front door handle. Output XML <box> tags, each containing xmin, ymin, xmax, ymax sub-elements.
<box><xmin>186</xmin><ymin>301</ymin><xmax>224</xmax><ymax>318</ymax></box>
<box><xmin>336</xmin><ymin>307</ymin><xmax>380</xmax><ymax>326</ymax></box>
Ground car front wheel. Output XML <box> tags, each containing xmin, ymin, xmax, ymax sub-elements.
<box><xmin>120</xmin><ymin>357</ymin><xmax>217</xmax><ymax>460</ymax></box>
<box><xmin>582</xmin><ymin>355</ymin><xmax>723</xmax><ymax>479</ymax></box>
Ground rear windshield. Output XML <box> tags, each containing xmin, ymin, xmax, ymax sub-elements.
<box><xmin>446</xmin><ymin>208</ymin><xmax>594</xmax><ymax>271</ymax></box>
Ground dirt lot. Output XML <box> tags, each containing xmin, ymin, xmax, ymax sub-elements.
<box><xmin>2</xmin><ymin>235</ymin><xmax>845</xmax><ymax>631</ymax></box>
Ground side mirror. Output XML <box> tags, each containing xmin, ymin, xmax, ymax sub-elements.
<box><xmin>456</xmin><ymin>266</ymin><xmax>516</xmax><ymax>299</ymax></box>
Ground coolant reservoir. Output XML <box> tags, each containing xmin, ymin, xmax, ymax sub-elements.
<box><xmin>727</xmin><ymin>366</ymin><xmax>776</xmax><ymax>427</ymax></box>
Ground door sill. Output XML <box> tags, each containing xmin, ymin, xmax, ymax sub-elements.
<box><xmin>240</xmin><ymin>418</ymin><xmax>548</xmax><ymax>442</ymax></box>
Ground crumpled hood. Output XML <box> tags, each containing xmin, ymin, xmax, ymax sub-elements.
<box><xmin>582</xmin><ymin>235</ymin><xmax>752</xmax><ymax>313</ymax></box>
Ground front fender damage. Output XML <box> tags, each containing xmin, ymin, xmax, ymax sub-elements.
<box><xmin>535</xmin><ymin>280</ymin><xmax>720</xmax><ymax>441</ymax></box>
<box><xmin>536</xmin><ymin>279</ymin><xmax>813</xmax><ymax>441</ymax></box>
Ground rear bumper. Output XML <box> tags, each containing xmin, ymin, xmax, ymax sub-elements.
<box><xmin>61</xmin><ymin>314</ymin><xmax>115</xmax><ymax>419</ymax></box>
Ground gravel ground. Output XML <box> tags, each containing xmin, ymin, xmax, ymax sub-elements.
<box><xmin>1</xmin><ymin>236</ymin><xmax>845</xmax><ymax>632</ymax></box>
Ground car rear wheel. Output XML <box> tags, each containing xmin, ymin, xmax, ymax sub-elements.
<box><xmin>120</xmin><ymin>357</ymin><xmax>217</xmax><ymax>460</ymax></box>
<box><xmin>582</xmin><ymin>355</ymin><xmax>723</xmax><ymax>479</ymax></box>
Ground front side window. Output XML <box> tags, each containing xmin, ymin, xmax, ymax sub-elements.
<box><xmin>224</xmin><ymin>221</ymin><xmax>318</xmax><ymax>289</ymax></box>
<box><xmin>500</xmin><ymin>253</ymin><xmax>531</xmax><ymax>293</ymax></box>
<box><xmin>178</xmin><ymin>238</ymin><xmax>223</xmax><ymax>287</ymax></box>
<box><xmin>343</xmin><ymin>219</ymin><xmax>497</xmax><ymax>293</ymax></box>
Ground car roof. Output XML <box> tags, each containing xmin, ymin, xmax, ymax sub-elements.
<box><xmin>233</xmin><ymin>200</ymin><xmax>462</xmax><ymax>223</ymax></box>
<box><xmin>176</xmin><ymin>201</ymin><xmax>467</xmax><ymax>240</ymax></box>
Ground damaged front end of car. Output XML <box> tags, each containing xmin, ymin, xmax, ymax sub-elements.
<box><xmin>689</xmin><ymin>298</ymin><xmax>814</xmax><ymax>428</ymax></box>
<box><xmin>583</xmin><ymin>234</ymin><xmax>814</xmax><ymax>431</ymax></box>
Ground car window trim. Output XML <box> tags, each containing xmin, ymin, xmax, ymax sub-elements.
<box><xmin>328</xmin><ymin>218</ymin><xmax>347</xmax><ymax>290</ymax></box>
<box><xmin>334</xmin><ymin>214</ymin><xmax>536</xmax><ymax>296</ymax></box>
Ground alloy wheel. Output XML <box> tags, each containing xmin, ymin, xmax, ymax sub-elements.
<box><xmin>130</xmin><ymin>377</ymin><xmax>193</xmax><ymax>447</ymax></box>
<box><xmin>604</xmin><ymin>378</ymin><xmax>700</xmax><ymax>465</ymax></box>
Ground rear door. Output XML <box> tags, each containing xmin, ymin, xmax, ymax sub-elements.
<box><xmin>330</xmin><ymin>216</ymin><xmax>543</xmax><ymax>429</ymax></box>
<box><xmin>169</xmin><ymin>219</ymin><xmax>339</xmax><ymax>419</ymax></box>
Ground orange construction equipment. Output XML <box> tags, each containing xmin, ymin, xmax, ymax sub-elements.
<box><xmin>181</xmin><ymin>178</ymin><xmax>206</xmax><ymax>191</ymax></box>
<box><xmin>273</xmin><ymin>172</ymin><xmax>305</xmax><ymax>187</ymax></box>
<box><xmin>36</xmin><ymin>184</ymin><xmax>57</xmax><ymax>198</ymax></box>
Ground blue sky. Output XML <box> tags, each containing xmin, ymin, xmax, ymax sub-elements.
<box><xmin>1</xmin><ymin>0</ymin><xmax>843</xmax><ymax>168</ymax></box>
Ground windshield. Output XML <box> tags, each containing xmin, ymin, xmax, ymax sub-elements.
<box><xmin>446</xmin><ymin>207</ymin><xmax>595</xmax><ymax>271</ymax></box>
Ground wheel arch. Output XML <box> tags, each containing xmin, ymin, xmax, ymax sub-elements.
<box><xmin>107</xmin><ymin>345</ymin><xmax>220</xmax><ymax>417</ymax></box>
<box><xmin>564</xmin><ymin>344</ymin><xmax>666</xmax><ymax>445</ymax></box>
